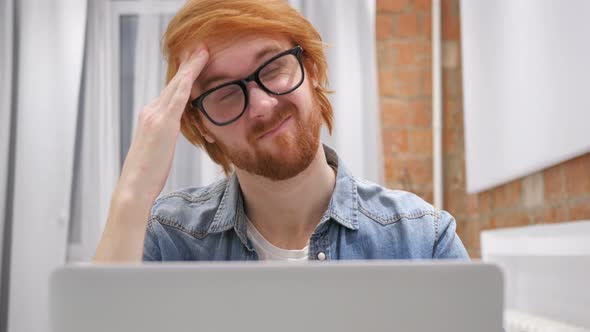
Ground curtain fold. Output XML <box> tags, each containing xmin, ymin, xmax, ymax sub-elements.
<box><xmin>69</xmin><ymin>0</ymin><xmax>119</xmax><ymax>262</ymax></box>
<box><xmin>0</xmin><ymin>0</ymin><xmax>14</xmax><ymax>228</ymax></box>
<box><xmin>0</xmin><ymin>0</ymin><xmax>15</xmax><ymax>327</ymax></box>
<box><xmin>7</xmin><ymin>1</ymin><xmax>87</xmax><ymax>331</ymax></box>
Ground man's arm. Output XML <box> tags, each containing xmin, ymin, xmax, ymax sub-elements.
<box><xmin>93</xmin><ymin>46</ymin><xmax>209</xmax><ymax>262</ymax></box>
<box><xmin>433</xmin><ymin>210</ymin><xmax>470</xmax><ymax>259</ymax></box>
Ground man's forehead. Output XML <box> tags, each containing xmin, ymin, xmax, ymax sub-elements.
<box><xmin>196</xmin><ymin>35</ymin><xmax>291</xmax><ymax>89</ymax></box>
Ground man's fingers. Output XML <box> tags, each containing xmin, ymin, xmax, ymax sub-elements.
<box><xmin>168</xmin><ymin>47</ymin><xmax>209</xmax><ymax>118</ymax></box>
<box><xmin>168</xmin><ymin>73</ymin><xmax>195</xmax><ymax>120</ymax></box>
<box><xmin>157</xmin><ymin>69</ymin><xmax>184</xmax><ymax>107</ymax></box>
<box><xmin>157</xmin><ymin>45</ymin><xmax>207</xmax><ymax>108</ymax></box>
<box><xmin>185</xmin><ymin>47</ymin><xmax>209</xmax><ymax>84</ymax></box>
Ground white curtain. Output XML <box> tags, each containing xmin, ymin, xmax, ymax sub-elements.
<box><xmin>68</xmin><ymin>0</ymin><xmax>120</xmax><ymax>262</ymax></box>
<box><xmin>0</xmin><ymin>0</ymin><xmax>15</xmax><ymax>314</ymax></box>
<box><xmin>289</xmin><ymin>0</ymin><xmax>382</xmax><ymax>184</ymax></box>
<box><xmin>7</xmin><ymin>1</ymin><xmax>87</xmax><ymax>332</ymax></box>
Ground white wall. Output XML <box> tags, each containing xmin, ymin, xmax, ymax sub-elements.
<box><xmin>481</xmin><ymin>221</ymin><xmax>590</xmax><ymax>327</ymax></box>
<box><xmin>8</xmin><ymin>1</ymin><xmax>86</xmax><ymax>331</ymax></box>
<box><xmin>461</xmin><ymin>0</ymin><xmax>590</xmax><ymax>193</ymax></box>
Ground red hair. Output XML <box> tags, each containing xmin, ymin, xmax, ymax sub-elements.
<box><xmin>162</xmin><ymin>0</ymin><xmax>333</xmax><ymax>175</ymax></box>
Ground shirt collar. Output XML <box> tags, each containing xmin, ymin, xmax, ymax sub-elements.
<box><xmin>322</xmin><ymin>144</ymin><xmax>360</xmax><ymax>231</ymax></box>
<box><xmin>207</xmin><ymin>144</ymin><xmax>360</xmax><ymax>247</ymax></box>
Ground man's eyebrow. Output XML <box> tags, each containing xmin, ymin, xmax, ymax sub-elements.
<box><xmin>199</xmin><ymin>45</ymin><xmax>285</xmax><ymax>90</ymax></box>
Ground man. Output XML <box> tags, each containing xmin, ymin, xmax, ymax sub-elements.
<box><xmin>94</xmin><ymin>0</ymin><xmax>468</xmax><ymax>262</ymax></box>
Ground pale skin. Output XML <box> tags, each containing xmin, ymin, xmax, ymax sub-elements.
<box><xmin>94</xmin><ymin>35</ymin><xmax>335</xmax><ymax>262</ymax></box>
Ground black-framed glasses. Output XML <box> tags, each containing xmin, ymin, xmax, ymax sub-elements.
<box><xmin>190</xmin><ymin>46</ymin><xmax>305</xmax><ymax>126</ymax></box>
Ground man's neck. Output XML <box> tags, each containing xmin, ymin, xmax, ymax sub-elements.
<box><xmin>235</xmin><ymin>145</ymin><xmax>336</xmax><ymax>250</ymax></box>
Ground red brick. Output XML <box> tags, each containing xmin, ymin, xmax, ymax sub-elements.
<box><xmin>456</xmin><ymin>220</ymin><xmax>467</xmax><ymax>240</ymax></box>
<box><xmin>443</xmin><ymin>98</ymin><xmax>463</xmax><ymax>129</ymax></box>
<box><xmin>467</xmin><ymin>194</ymin><xmax>479</xmax><ymax>215</ymax></box>
<box><xmin>421</xmin><ymin>14</ymin><xmax>432</xmax><ymax>39</ymax></box>
<box><xmin>391</xmin><ymin>161</ymin><xmax>412</xmax><ymax>187</ymax></box>
<box><xmin>443</xmin><ymin>127</ymin><xmax>461</xmax><ymax>155</ymax></box>
<box><xmin>395</xmin><ymin>13</ymin><xmax>420</xmax><ymax>38</ymax></box>
<box><xmin>478</xmin><ymin>191</ymin><xmax>492</xmax><ymax>215</ymax></box>
<box><xmin>377</xmin><ymin>0</ymin><xmax>409</xmax><ymax>13</ymax></box>
<box><xmin>443</xmin><ymin>154</ymin><xmax>465</xmax><ymax>190</ymax></box>
<box><xmin>442</xmin><ymin>41</ymin><xmax>460</xmax><ymax>69</ymax></box>
<box><xmin>377</xmin><ymin>43</ymin><xmax>394</xmax><ymax>68</ymax></box>
<box><xmin>394</xmin><ymin>42</ymin><xmax>414</xmax><ymax>66</ymax></box>
<box><xmin>377</xmin><ymin>14</ymin><xmax>394</xmax><ymax>40</ymax></box>
<box><xmin>384</xmin><ymin>157</ymin><xmax>395</xmax><ymax>182</ymax></box>
<box><xmin>410</xmin><ymin>128</ymin><xmax>432</xmax><ymax>154</ymax></box>
<box><xmin>389</xmin><ymin>181</ymin><xmax>409</xmax><ymax>191</ymax></box>
<box><xmin>413</xmin><ymin>0</ymin><xmax>431</xmax><ymax>12</ymax></box>
<box><xmin>421</xmin><ymin>70</ymin><xmax>432</xmax><ymax>96</ymax></box>
<box><xmin>420</xmin><ymin>190</ymin><xmax>434</xmax><ymax>203</ymax></box>
<box><xmin>444</xmin><ymin>189</ymin><xmax>467</xmax><ymax>214</ymax></box>
<box><xmin>491</xmin><ymin>181</ymin><xmax>522</xmax><ymax>210</ymax></box>
<box><xmin>570</xmin><ymin>200</ymin><xmax>590</xmax><ymax>221</ymax></box>
<box><xmin>443</xmin><ymin>69</ymin><xmax>462</xmax><ymax>97</ymax></box>
<box><xmin>441</xmin><ymin>2</ymin><xmax>460</xmax><ymax>40</ymax></box>
<box><xmin>406</xmin><ymin>157</ymin><xmax>433</xmax><ymax>186</ymax></box>
<box><xmin>564</xmin><ymin>153</ymin><xmax>590</xmax><ymax>196</ymax></box>
<box><xmin>378</xmin><ymin>69</ymin><xmax>395</xmax><ymax>96</ymax></box>
<box><xmin>543</xmin><ymin>164</ymin><xmax>564</xmax><ymax>203</ymax></box>
<box><xmin>466</xmin><ymin>217</ymin><xmax>494</xmax><ymax>250</ymax></box>
<box><xmin>381</xmin><ymin>99</ymin><xmax>410</xmax><ymax>128</ymax></box>
<box><xmin>540</xmin><ymin>205</ymin><xmax>569</xmax><ymax>224</ymax></box>
<box><xmin>410</xmin><ymin>100</ymin><xmax>432</xmax><ymax>127</ymax></box>
<box><xmin>383</xmin><ymin>129</ymin><xmax>409</xmax><ymax>154</ymax></box>
<box><xmin>442</xmin><ymin>0</ymin><xmax>460</xmax><ymax>18</ymax></box>
<box><xmin>392</xmin><ymin>70</ymin><xmax>422</xmax><ymax>97</ymax></box>
<box><xmin>492</xmin><ymin>212</ymin><xmax>531</xmax><ymax>229</ymax></box>
<box><xmin>392</xmin><ymin>41</ymin><xmax>431</xmax><ymax>68</ymax></box>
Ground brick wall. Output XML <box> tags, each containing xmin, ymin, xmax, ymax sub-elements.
<box><xmin>377</xmin><ymin>0</ymin><xmax>434</xmax><ymax>203</ymax></box>
<box><xmin>376</xmin><ymin>0</ymin><xmax>590</xmax><ymax>258</ymax></box>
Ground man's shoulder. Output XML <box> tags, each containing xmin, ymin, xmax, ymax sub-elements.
<box><xmin>353</xmin><ymin>177</ymin><xmax>441</xmax><ymax>226</ymax></box>
<box><xmin>148</xmin><ymin>178</ymin><xmax>229</xmax><ymax>236</ymax></box>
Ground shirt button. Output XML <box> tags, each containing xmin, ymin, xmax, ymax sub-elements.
<box><xmin>317</xmin><ymin>252</ymin><xmax>326</xmax><ymax>261</ymax></box>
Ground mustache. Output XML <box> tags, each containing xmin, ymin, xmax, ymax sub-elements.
<box><xmin>248</xmin><ymin>106</ymin><xmax>295</xmax><ymax>141</ymax></box>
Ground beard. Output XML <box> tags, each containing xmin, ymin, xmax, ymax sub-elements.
<box><xmin>215</xmin><ymin>103</ymin><xmax>322</xmax><ymax>181</ymax></box>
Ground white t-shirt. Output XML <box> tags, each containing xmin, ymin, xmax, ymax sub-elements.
<box><xmin>245</xmin><ymin>217</ymin><xmax>309</xmax><ymax>261</ymax></box>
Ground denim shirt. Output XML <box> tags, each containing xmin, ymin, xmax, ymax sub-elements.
<box><xmin>143</xmin><ymin>145</ymin><xmax>469</xmax><ymax>261</ymax></box>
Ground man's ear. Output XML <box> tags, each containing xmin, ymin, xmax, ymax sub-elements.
<box><xmin>307</xmin><ymin>64</ymin><xmax>320</xmax><ymax>89</ymax></box>
<box><xmin>193</xmin><ymin>117</ymin><xmax>216</xmax><ymax>144</ymax></box>
<box><xmin>309</xmin><ymin>71</ymin><xmax>320</xmax><ymax>89</ymax></box>
<box><xmin>312</xmin><ymin>78</ymin><xmax>319</xmax><ymax>88</ymax></box>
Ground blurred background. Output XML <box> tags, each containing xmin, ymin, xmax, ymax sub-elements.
<box><xmin>1</xmin><ymin>0</ymin><xmax>589</xmax><ymax>332</ymax></box>
<box><xmin>377</xmin><ymin>0</ymin><xmax>590</xmax><ymax>258</ymax></box>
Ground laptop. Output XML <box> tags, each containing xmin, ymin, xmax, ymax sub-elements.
<box><xmin>49</xmin><ymin>261</ymin><xmax>503</xmax><ymax>332</ymax></box>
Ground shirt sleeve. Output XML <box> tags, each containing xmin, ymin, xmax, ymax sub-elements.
<box><xmin>142</xmin><ymin>220</ymin><xmax>162</xmax><ymax>261</ymax></box>
<box><xmin>433</xmin><ymin>210</ymin><xmax>470</xmax><ymax>259</ymax></box>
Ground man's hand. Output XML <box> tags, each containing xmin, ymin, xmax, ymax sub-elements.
<box><xmin>94</xmin><ymin>45</ymin><xmax>209</xmax><ymax>262</ymax></box>
<box><xmin>116</xmin><ymin>46</ymin><xmax>210</xmax><ymax>203</ymax></box>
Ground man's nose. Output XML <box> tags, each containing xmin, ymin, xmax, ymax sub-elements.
<box><xmin>245</xmin><ymin>82</ymin><xmax>279</xmax><ymax>119</ymax></box>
